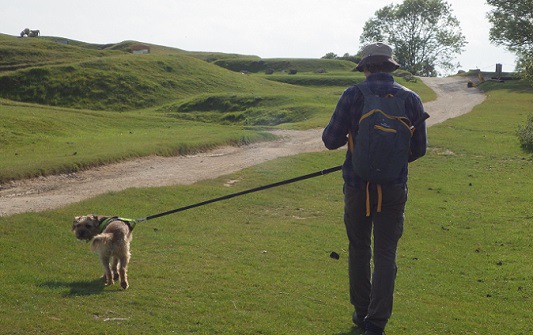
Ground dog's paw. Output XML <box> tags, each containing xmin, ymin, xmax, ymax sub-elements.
<box><xmin>121</xmin><ymin>281</ymin><xmax>129</xmax><ymax>290</ymax></box>
<box><xmin>102</xmin><ymin>274</ymin><xmax>114</xmax><ymax>286</ymax></box>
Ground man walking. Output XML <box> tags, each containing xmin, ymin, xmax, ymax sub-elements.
<box><xmin>322</xmin><ymin>42</ymin><xmax>428</xmax><ymax>335</ymax></box>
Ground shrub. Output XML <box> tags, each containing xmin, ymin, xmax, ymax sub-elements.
<box><xmin>517</xmin><ymin>114</ymin><xmax>533</xmax><ymax>152</ymax></box>
<box><xmin>515</xmin><ymin>51</ymin><xmax>532</xmax><ymax>85</ymax></box>
<box><xmin>393</xmin><ymin>70</ymin><xmax>417</xmax><ymax>82</ymax></box>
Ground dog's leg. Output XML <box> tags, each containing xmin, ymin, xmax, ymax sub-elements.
<box><xmin>118</xmin><ymin>254</ymin><xmax>130</xmax><ymax>290</ymax></box>
<box><xmin>111</xmin><ymin>257</ymin><xmax>120</xmax><ymax>281</ymax></box>
<box><xmin>100</xmin><ymin>255</ymin><xmax>114</xmax><ymax>286</ymax></box>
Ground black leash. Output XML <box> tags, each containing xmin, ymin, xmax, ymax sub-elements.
<box><xmin>134</xmin><ymin>165</ymin><xmax>342</xmax><ymax>223</ymax></box>
<box><xmin>130</xmin><ymin>113</ymin><xmax>429</xmax><ymax>224</ymax></box>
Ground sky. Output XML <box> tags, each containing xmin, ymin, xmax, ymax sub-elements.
<box><xmin>1</xmin><ymin>0</ymin><xmax>517</xmax><ymax>74</ymax></box>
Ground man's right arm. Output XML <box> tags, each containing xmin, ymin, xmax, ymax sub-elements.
<box><xmin>322</xmin><ymin>87</ymin><xmax>357</xmax><ymax>150</ymax></box>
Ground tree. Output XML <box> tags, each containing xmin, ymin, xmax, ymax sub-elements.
<box><xmin>486</xmin><ymin>0</ymin><xmax>532</xmax><ymax>81</ymax></box>
<box><xmin>321</xmin><ymin>52</ymin><xmax>360</xmax><ymax>64</ymax></box>
<box><xmin>321</xmin><ymin>52</ymin><xmax>338</xmax><ymax>60</ymax></box>
<box><xmin>340</xmin><ymin>53</ymin><xmax>361</xmax><ymax>64</ymax></box>
<box><xmin>360</xmin><ymin>0</ymin><xmax>466</xmax><ymax>76</ymax></box>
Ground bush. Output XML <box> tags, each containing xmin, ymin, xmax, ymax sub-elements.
<box><xmin>517</xmin><ymin>114</ymin><xmax>533</xmax><ymax>152</ymax></box>
<box><xmin>515</xmin><ymin>51</ymin><xmax>532</xmax><ymax>85</ymax></box>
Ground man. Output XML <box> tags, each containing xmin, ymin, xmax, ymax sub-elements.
<box><xmin>322</xmin><ymin>42</ymin><xmax>428</xmax><ymax>335</ymax></box>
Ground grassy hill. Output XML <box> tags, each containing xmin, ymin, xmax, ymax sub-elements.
<box><xmin>0</xmin><ymin>33</ymin><xmax>430</xmax><ymax>183</ymax></box>
<box><xmin>213</xmin><ymin>57</ymin><xmax>356</xmax><ymax>73</ymax></box>
<box><xmin>0</xmin><ymin>53</ymin><xmax>293</xmax><ymax>111</ymax></box>
<box><xmin>0</xmin><ymin>34</ymin><xmax>307</xmax><ymax>111</ymax></box>
<box><xmin>0</xmin><ymin>35</ymin><xmax>122</xmax><ymax>71</ymax></box>
<box><xmin>0</xmin><ymin>34</ymin><xmax>255</xmax><ymax>71</ymax></box>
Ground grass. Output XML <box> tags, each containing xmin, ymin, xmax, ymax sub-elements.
<box><xmin>0</xmin><ymin>53</ymin><xmax>305</xmax><ymax>111</ymax></box>
<box><xmin>0</xmin><ymin>34</ymin><xmax>255</xmax><ymax>72</ymax></box>
<box><xmin>213</xmin><ymin>57</ymin><xmax>356</xmax><ymax>73</ymax></box>
<box><xmin>1</xmin><ymin>33</ymin><xmax>531</xmax><ymax>334</ymax></box>
<box><xmin>517</xmin><ymin>113</ymin><xmax>533</xmax><ymax>151</ymax></box>
<box><xmin>0</xmin><ymin>33</ymin><xmax>312</xmax><ymax>111</ymax></box>
<box><xmin>0</xmin><ymin>100</ymin><xmax>276</xmax><ymax>183</ymax></box>
<box><xmin>0</xmin><ymin>34</ymin><xmax>123</xmax><ymax>71</ymax></box>
<box><xmin>1</xmin><ymin>78</ymin><xmax>532</xmax><ymax>334</ymax></box>
<box><xmin>395</xmin><ymin>79</ymin><xmax>532</xmax><ymax>334</ymax></box>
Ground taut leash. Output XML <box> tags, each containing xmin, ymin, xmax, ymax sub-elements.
<box><xmin>133</xmin><ymin>165</ymin><xmax>343</xmax><ymax>223</ymax></box>
<box><xmin>124</xmin><ymin>113</ymin><xmax>429</xmax><ymax>227</ymax></box>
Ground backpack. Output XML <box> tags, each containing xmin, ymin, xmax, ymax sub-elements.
<box><xmin>350</xmin><ymin>83</ymin><xmax>413</xmax><ymax>184</ymax></box>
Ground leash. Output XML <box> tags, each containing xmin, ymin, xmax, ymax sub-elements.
<box><xmin>123</xmin><ymin>113</ymin><xmax>429</xmax><ymax>227</ymax></box>
<box><xmin>128</xmin><ymin>165</ymin><xmax>343</xmax><ymax>224</ymax></box>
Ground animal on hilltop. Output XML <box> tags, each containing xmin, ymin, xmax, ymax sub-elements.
<box><xmin>20</xmin><ymin>28</ymin><xmax>40</xmax><ymax>37</ymax></box>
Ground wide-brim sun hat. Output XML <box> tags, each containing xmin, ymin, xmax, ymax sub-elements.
<box><xmin>355</xmin><ymin>42</ymin><xmax>400</xmax><ymax>72</ymax></box>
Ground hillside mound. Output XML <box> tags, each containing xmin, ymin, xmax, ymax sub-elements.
<box><xmin>0</xmin><ymin>34</ymin><xmax>303</xmax><ymax>111</ymax></box>
<box><xmin>1</xmin><ymin>54</ymin><xmax>288</xmax><ymax>110</ymax></box>
<box><xmin>214</xmin><ymin>58</ymin><xmax>356</xmax><ymax>73</ymax></box>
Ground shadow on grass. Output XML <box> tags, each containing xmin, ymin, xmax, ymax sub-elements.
<box><xmin>334</xmin><ymin>326</ymin><xmax>364</xmax><ymax>335</ymax></box>
<box><xmin>40</xmin><ymin>278</ymin><xmax>107</xmax><ymax>296</ymax></box>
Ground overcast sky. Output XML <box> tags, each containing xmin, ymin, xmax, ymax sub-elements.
<box><xmin>1</xmin><ymin>0</ymin><xmax>517</xmax><ymax>74</ymax></box>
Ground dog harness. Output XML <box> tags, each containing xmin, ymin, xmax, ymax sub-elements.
<box><xmin>98</xmin><ymin>217</ymin><xmax>137</xmax><ymax>233</ymax></box>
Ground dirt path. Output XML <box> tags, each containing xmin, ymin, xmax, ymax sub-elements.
<box><xmin>0</xmin><ymin>76</ymin><xmax>485</xmax><ymax>217</ymax></box>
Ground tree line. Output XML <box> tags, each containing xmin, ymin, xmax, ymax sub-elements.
<box><xmin>322</xmin><ymin>0</ymin><xmax>531</xmax><ymax>79</ymax></box>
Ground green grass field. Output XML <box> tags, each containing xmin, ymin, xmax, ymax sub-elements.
<box><xmin>0</xmin><ymin>33</ymin><xmax>531</xmax><ymax>334</ymax></box>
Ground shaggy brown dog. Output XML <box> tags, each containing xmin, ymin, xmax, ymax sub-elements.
<box><xmin>72</xmin><ymin>215</ymin><xmax>133</xmax><ymax>289</ymax></box>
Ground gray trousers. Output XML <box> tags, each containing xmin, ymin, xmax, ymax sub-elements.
<box><xmin>343</xmin><ymin>182</ymin><xmax>407</xmax><ymax>330</ymax></box>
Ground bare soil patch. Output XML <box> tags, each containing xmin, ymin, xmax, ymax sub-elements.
<box><xmin>0</xmin><ymin>76</ymin><xmax>485</xmax><ymax>217</ymax></box>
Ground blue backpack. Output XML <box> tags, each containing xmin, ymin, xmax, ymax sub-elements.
<box><xmin>350</xmin><ymin>83</ymin><xmax>413</xmax><ymax>184</ymax></box>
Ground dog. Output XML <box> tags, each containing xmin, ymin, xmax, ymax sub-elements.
<box><xmin>72</xmin><ymin>215</ymin><xmax>133</xmax><ymax>289</ymax></box>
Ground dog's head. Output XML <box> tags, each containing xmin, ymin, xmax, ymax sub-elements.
<box><xmin>72</xmin><ymin>215</ymin><xmax>102</xmax><ymax>241</ymax></box>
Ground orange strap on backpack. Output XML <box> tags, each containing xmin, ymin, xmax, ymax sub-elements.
<box><xmin>365</xmin><ymin>182</ymin><xmax>382</xmax><ymax>217</ymax></box>
<box><xmin>350</xmin><ymin>133</ymin><xmax>383</xmax><ymax>217</ymax></box>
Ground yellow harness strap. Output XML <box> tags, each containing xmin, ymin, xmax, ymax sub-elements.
<box><xmin>365</xmin><ymin>182</ymin><xmax>383</xmax><ymax>217</ymax></box>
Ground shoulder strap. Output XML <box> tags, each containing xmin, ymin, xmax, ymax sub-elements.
<box><xmin>393</xmin><ymin>88</ymin><xmax>410</xmax><ymax>101</ymax></box>
<box><xmin>356</xmin><ymin>82</ymin><xmax>374</xmax><ymax>98</ymax></box>
<box><xmin>357</xmin><ymin>82</ymin><xmax>411</xmax><ymax>100</ymax></box>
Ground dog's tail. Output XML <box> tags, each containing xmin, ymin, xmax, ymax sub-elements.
<box><xmin>91</xmin><ymin>233</ymin><xmax>114</xmax><ymax>253</ymax></box>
